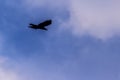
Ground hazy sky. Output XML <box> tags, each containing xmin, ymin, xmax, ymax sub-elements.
<box><xmin>0</xmin><ymin>0</ymin><xmax>120</xmax><ymax>80</ymax></box>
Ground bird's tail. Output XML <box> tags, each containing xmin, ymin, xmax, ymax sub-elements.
<box><xmin>29</xmin><ymin>23</ymin><xmax>37</xmax><ymax>28</ymax></box>
<box><xmin>43</xmin><ymin>28</ymin><xmax>47</xmax><ymax>30</ymax></box>
<box><xmin>29</xmin><ymin>23</ymin><xmax>34</xmax><ymax>26</ymax></box>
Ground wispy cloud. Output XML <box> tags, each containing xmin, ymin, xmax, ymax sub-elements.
<box><xmin>0</xmin><ymin>34</ymin><xmax>20</xmax><ymax>80</ymax></box>
<box><xmin>1</xmin><ymin>0</ymin><xmax>120</xmax><ymax>80</ymax></box>
<box><xmin>0</xmin><ymin>56</ymin><xmax>20</xmax><ymax>80</ymax></box>
<box><xmin>21</xmin><ymin>0</ymin><xmax>120</xmax><ymax>40</ymax></box>
<box><xmin>67</xmin><ymin>0</ymin><xmax>120</xmax><ymax>40</ymax></box>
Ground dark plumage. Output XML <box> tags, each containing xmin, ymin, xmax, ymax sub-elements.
<box><xmin>29</xmin><ymin>20</ymin><xmax>52</xmax><ymax>30</ymax></box>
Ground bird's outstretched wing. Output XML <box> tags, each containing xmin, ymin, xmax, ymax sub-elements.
<box><xmin>38</xmin><ymin>20</ymin><xmax>52</xmax><ymax>28</ymax></box>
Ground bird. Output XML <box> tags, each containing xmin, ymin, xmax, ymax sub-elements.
<box><xmin>29</xmin><ymin>19</ymin><xmax>52</xmax><ymax>30</ymax></box>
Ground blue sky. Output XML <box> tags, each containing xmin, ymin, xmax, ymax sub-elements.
<box><xmin>0</xmin><ymin>0</ymin><xmax>120</xmax><ymax>80</ymax></box>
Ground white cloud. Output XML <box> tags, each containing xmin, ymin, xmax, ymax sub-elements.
<box><xmin>0</xmin><ymin>56</ymin><xmax>20</xmax><ymax>80</ymax></box>
<box><xmin>67</xmin><ymin>0</ymin><xmax>120</xmax><ymax>40</ymax></box>
<box><xmin>23</xmin><ymin>0</ymin><xmax>68</xmax><ymax>12</ymax></box>
<box><xmin>22</xmin><ymin>0</ymin><xmax>120</xmax><ymax>40</ymax></box>
<box><xmin>0</xmin><ymin>68</ymin><xmax>18</xmax><ymax>80</ymax></box>
<box><xmin>0</xmin><ymin>34</ymin><xmax>20</xmax><ymax>80</ymax></box>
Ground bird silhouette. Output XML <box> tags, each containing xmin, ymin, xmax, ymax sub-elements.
<box><xmin>29</xmin><ymin>19</ymin><xmax>52</xmax><ymax>30</ymax></box>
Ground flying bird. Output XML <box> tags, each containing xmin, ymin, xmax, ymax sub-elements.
<box><xmin>29</xmin><ymin>19</ymin><xmax>52</xmax><ymax>30</ymax></box>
